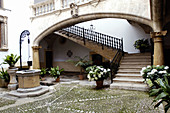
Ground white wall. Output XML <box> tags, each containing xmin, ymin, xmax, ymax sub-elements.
<box><xmin>0</xmin><ymin>0</ymin><xmax>32</xmax><ymax>68</ymax></box>
<box><xmin>53</xmin><ymin>37</ymin><xmax>90</xmax><ymax>61</ymax></box>
<box><xmin>77</xmin><ymin>18</ymin><xmax>150</xmax><ymax>53</ymax></box>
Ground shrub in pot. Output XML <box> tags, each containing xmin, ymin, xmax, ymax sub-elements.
<box><xmin>0</xmin><ymin>67</ymin><xmax>10</xmax><ymax>87</ymax></box>
<box><xmin>67</xmin><ymin>55</ymin><xmax>92</xmax><ymax>80</ymax></box>
<box><xmin>48</xmin><ymin>66</ymin><xmax>64</xmax><ymax>82</ymax></box>
<box><xmin>86</xmin><ymin>65</ymin><xmax>110</xmax><ymax>88</ymax></box>
<box><xmin>149</xmin><ymin>77</ymin><xmax>170</xmax><ymax>113</ymax></box>
<box><xmin>2</xmin><ymin>54</ymin><xmax>20</xmax><ymax>68</ymax></box>
<box><xmin>140</xmin><ymin>65</ymin><xmax>170</xmax><ymax>89</ymax></box>
<box><xmin>40</xmin><ymin>68</ymin><xmax>48</xmax><ymax>81</ymax></box>
<box><xmin>134</xmin><ymin>38</ymin><xmax>150</xmax><ymax>53</ymax></box>
<box><xmin>141</xmin><ymin>65</ymin><xmax>170</xmax><ymax>112</ymax></box>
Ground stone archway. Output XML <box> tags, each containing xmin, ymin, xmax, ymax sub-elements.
<box><xmin>32</xmin><ymin>13</ymin><xmax>153</xmax><ymax>69</ymax></box>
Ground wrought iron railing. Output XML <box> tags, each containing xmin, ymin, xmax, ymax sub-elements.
<box><xmin>110</xmin><ymin>49</ymin><xmax>124</xmax><ymax>83</ymax></box>
<box><xmin>63</xmin><ymin>25</ymin><xmax>123</xmax><ymax>50</ymax></box>
<box><xmin>62</xmin><ymin>25</ymin><xmax>124</xmax><ymax>83</ymax></box>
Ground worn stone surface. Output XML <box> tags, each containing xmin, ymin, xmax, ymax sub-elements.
<box><xmin>18</xmin><ymin>75</ymin><xmax>40</xmax><ymax>88</ymax></box>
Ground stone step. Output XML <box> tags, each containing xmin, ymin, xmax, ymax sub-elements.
<box><xmin>115</xmin><ymin>74</ymin><xmax>142</xmax><ymax>78</ymax></box>
<box><xmin>123</xmin><ymin>56</ymin><xmax>151</xmax><ymax>59</ymax></box>
<box><xmin>117</xmin><ymin>70</ymin><xmax>140</xmax><ymax>74</ymax></box>
<box><xmin>118</xmin><ymin>68</ymin><xmax>142</xmax><ymax>72</ymax></box>
<box><xmin>113</xmin><ymin>78</ymin><xmax>144</xmax><ymax>83</ymax></box>
<box><xmin>8</xmin><ymin>86</ymin><xmax>49</xmax><ymax>98</ymax></box>
<box><xmin>122</xmin><ymin>59</ymin><xmax>151</xmax><ymax>62</ymax></box>
<box><xmin>110</xmin><ymin>82</ymin><xmax>149</xmax><ymax>91</ymax></box>
<box><xmin>121</xmin><ymin>62</ymin><xmax>150</xmax><ymax>65</ymax></box>
<box><xmin>119</xmin><ymin>65</ymin><xmax>147</xmax><ymax>69</ymax></box>
<box><xmin>124</xmin><ymin>53</ymin><xmax>151</xmax><ymax>56</ymax></box>
<box><xmin>120</xmin><ymin>64</ymin><xmax>150</xmax><ymax>68</ymax></box>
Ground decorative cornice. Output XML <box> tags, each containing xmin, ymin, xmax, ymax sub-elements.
<box><xmin>150</xmin><ymin>31</ymin><xmax>167</xmax><ymax>38</ymax></box>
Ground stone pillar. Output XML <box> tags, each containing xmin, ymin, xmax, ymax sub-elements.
<box><xmin>150</xmin><ymin>31</ymin><xmax>167</xmax><ymax>66</ymax></box>
<box><xmin>32</xmin><ymin>46</ymin><xmax>41</xmax><ymax>69</ymax></box>
<box><xmin>7</xmin><ymin>68</ymin><xmax>18</xmax><ymax>90</ymax></box>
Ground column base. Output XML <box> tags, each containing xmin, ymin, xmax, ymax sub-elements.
<box><xmin>8</xmin><ymin>84</ymin><xmax>18</xmax><ymax>90</ymax></box>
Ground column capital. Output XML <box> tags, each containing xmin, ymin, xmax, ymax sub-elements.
<box><xmin>150</xmin><ymin>31</ymin><xmax>167</xmax><ymax>38</ymax></box>
<box><xmin>32</xmin><ymin>46</ymin><xmax>42</xmax><ymax>50</ymax></box>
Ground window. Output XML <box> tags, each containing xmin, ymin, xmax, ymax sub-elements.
<box><xmin>0</xmin><ymin>0</ymin><xmax>3</xmax><ymax>8</ymax></box>
<box><xmin>0</xmin><ymin>16</ymin><xmax>8</xmax><ymax>51</ymax></box>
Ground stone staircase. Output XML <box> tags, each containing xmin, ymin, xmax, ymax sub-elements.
<box><xmin>110</xmin><ymin>53</ymin><xmax>151</xmax><ymax>91</ymax></box>
<box><xmin>55</xmin><ymin>30</ymin><xmax>118</xmax><ymax>61</ymax></box>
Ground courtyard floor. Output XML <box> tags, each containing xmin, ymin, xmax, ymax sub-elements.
<box><xmin>0</xmin><ymin>74</ymin><xmax>163</xmax><ymax>113</ymax></box>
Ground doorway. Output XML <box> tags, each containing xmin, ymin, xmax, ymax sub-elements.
<box><xmin>92</xmin><ymin>54</ymin><xmax>103</xmax><ymax>65</ymax></box>
<box><xmin>45</xmin><ymin>50</ymin><xmax>53</xmax><ymax>68</ymax></box>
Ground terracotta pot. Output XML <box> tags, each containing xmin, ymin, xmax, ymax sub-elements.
<box><xmin>96</xmin><ymin>80</ymin><xmax>104</xmax><ymax>88</ymax></box>
<box><xmin>79</xmin><ymin>75</ymin><xmax>84</xmax><ymax>80</ymax></box>
<box><xmin>0</xmin><ymin>79</ymin><xmax>8</xmax><ymax>88</ymax></box>
<box><xmin>56</xmin><ymin>77</ymin><xmax>60</xmax><ymax>82</ymax></box>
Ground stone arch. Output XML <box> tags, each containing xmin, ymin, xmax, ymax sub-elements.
<box><xmin>33</xmin><ymin>13</ymin><xmax>153</xmax><ymax>46</ymax></box>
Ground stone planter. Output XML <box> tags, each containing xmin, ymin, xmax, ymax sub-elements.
<box><xmin>7</xmin><ymin>67</ymin><xmax>18</xmax><ymax>90</ymax></box>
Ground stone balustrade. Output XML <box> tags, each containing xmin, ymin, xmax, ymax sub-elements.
<box><xmin>32</xmin><ymin>0</ymin><xmax>55</xmax><ymax>16</ymax></box>
<box><xmin>31</xmin><ymin>0</ymin><xmax>92</xmax><ymax>17</ymax></box>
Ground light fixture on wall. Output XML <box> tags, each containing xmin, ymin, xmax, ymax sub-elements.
<box><xmin>90</xmin><ymin>24</ymin><xmax>95</xmax><ymax>31</ymax></box>
<box><xmin>67</xmin><ymin>50</ymin><xmax>73</xmax><ymax>57</ymax></box>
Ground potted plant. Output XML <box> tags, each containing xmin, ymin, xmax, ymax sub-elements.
<box><xmin>140</xmin><ymin>65</ymin><xmax>170</xmax><ymax>112</ymax></box>
<box><xmin>133</xmin><ymin>38</ymin><xmax>150</xmax><ymax>53</ymax></box>
<box><xmin>67</xmin><ymin>55</ymin><xmax>92</xmax><ymax>80</ymax></box>
<box><xmin>0</xmin><ymin>67</ymin><xmax>10</xmax><ymax>87</ymax></box>
<box><xmin>140</xmin><ymin>65</ymin><xmax>170</xmax><ymax>88</ymax></box>
<box><xmin>40</xmin><ymin>68</ymin><xmax>48</xmax><ymax>81</ymax></box>
<box><xmin>2</xmin><ymin>54</ymin><xmax>20</xmax><ymax>90</ymax></box>
<box><xmin>48</xmin><ymin>66</ymin><xmax>64</xmax><ymax>82</ymax></box>
<box><xmin>149</xmin><ymin>77</ymin><xmax>170</xmax><ymax>113</ymax></box>
<box><xmin>2</xmin><ymin>54</ymin><xmax>20</xmax><ymax>68</ymax></box>
<box><xmin>86</xmin><ymin>65</ymin><xmax>111</xmax><ymax>88</ymax></box>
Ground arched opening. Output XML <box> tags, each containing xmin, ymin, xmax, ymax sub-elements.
<box><xmin>33</xmin><ymin>13</ymin><xmax>152</xmax><ymax>46</ymax></box>
<box><xmin>163</xmin><ymin>22</ymin><xmax>170</xmax><ymax>67</ymax></box>
<box><xmin>37</xmin><ymin>18</ymin><xmax>152</xmax><ymax>73</ymax></box>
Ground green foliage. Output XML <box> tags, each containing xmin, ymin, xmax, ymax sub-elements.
<box><xmin>141</xmin><ymin>65</ymin><xmax>170</xmax><ymax>112</ymax></box>
<box><xmin>0</xmin><ymin>68</ymin><xmax>10</xmax><ymax>82</ymax></box>
<box><xmin>67</xmin><ymin>55</ymin><xmax>92</xmax><ymax>74</ymax></box>
<box><xmin>141</xmin><ymin>65</ymin><xmax>170</xmax><ymax>88</ymax></box>
<box><xmin>2</xmin><ymin>54</ymin><xmax>20</xmax><ymax>67</ymax></box>
<box><xmin>86</xmin><ymin>65</ymin><xmax>111</xmax><ymax>81</ymax></box>
<box><xmin>133</xmin><ymin>38</ymin><xmax>149</xmax><ymax>50</ymax></box>
<box><xmin>149</xmin><ymin>77</ymin><xmax>170</xmax><ymax>113</ymax></box>
<box><xmin>48</xmin><ymin>66</ymin><xmax>64</xmax><ymax>79</ymax></box>
<box><xmin>40</xmin><ymin>68</ymin><xmax>48</xmax><ymax>76</ymax></box>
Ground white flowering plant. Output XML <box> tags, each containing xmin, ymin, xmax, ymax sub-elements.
<box><xmin>140</xmin><ymin>65</ymin><xmax>170</xmax><ymax>88</ymax></box>
<box><xmin>86</xmin><ymin>65</ymin><xmax>111</xmax><ymax>81</ymax></box>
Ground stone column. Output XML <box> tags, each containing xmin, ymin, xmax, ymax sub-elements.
<box><xmin>150</xmin><ymin>31</ymin><xmax>167</xmax><ymax>66</ymax></box>
<box><xmin>32</xmin><ymin>46</ymin><xmax>41</xmax><ymax>69</ymax></box>
<box><xmin>7</xmin><ymin>68</ymin><xmax>18</xmax><ymax>90</ymax></box>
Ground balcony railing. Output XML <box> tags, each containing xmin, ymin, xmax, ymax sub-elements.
<box><xmin>31</xmin><ymin>0</ymin><xmax>92</xmax><ymax>17</ymax></box>
<box><xmin>32</xmin><ymin>0</ymin><xmax>55</xmax><ymax>16</ymax></box>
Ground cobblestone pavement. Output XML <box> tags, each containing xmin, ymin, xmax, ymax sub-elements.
<box><xmin>0</xmin><ymin>74</ymin><xmax>164</xmax><ymax>113</ymax></box>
